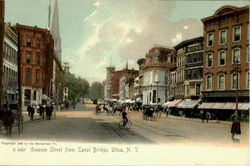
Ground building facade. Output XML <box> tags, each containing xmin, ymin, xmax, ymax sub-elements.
<box><xmin>201</xmin><ymin>5</ymin><xmax>249</xmax><ymax>102</ymax></box>
<box><xmin>140</xmin><ymin>46</ymin><xmax>175</xmax><ymax>106</ymax></box>
<box><xmin>2</xmin><ymin>23</ymin><xmax>18</xmax><ymax>105</ymax></box>
<box><xmin>16</xmin><ymin>24</ymin><xmax>54</xmax><ymax>109</ymax></box>
<box><xmin>0</xmin><ymin>0</ymin><xmax>4</xmax><ymax>104</ymax></box>
<box><xmin>104</xmin><ymin>66</ymin><xmax>115</xmax><ymax>100</ymax></box>
<box><xmin>199</xmin><ymin>5</ymin><xmax>249</xmax><ymax>120</ymax></box>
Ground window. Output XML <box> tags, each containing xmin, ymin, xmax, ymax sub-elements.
<box><xmin>196</xmin><ymin>84</ymin><xmax>200</xmax><ymax>95</ymax></box>
<box><xmin>33</xmin><ymin>91</ymin><xmax>36</xmax><ymax>100</ymax></box>
<box><xmin>218</xmin><ymin>74</ymin><xmax>225</xmax><ymax>90</ymax></box>
<box><xmin>207</xmin><ymin>52</ymin><xmax>213</xmax><ymax>67</ymax></box>
<box><xmin>207</xmin><ymin>33</ymin><xmax>214</xmax><ymax>47</ymax></box>
<box><xmin>232</xmin><ymin>73</ymin><xmax>239</xmax><ymax>89</ymax></box>
<box><xmin>36</xmin><ymin>39</ymin><xmax>41</xmax><ymax>48</ymax></box>
<box><xmin>36</xmin><ymin>54</ymin><xmax>40</xmax><ymax>65</ymax></box>
<box><xmin>247</xmin><ymin>72</ymin><xmax>250</xmax><ymax>89</ymax></box>
<box><xmin>232</xmin><ymin>48</ymin><xmax>240</xmax><ymax>64</ymax></box>
<box><xmin>219</xmin><ymin>29</ymin><xmax>227</xmax><ymax>44</ymax></box>
<box><xmin>26</xmin><ymin>70</ymin><xmax>31</xmax><ymax>84</ymax></box>
<box><xmin>153</xmin><ymin>90</ymin><xmax>156</xmax><ymax>103</ymax></box>
<box><xmin>206</xmin><ymin>75</ymin><xmax>212</xmax><ymax>90</ymax></box>
<box><xmin>233</xmin><ymin>26</ymin><xmax>241</xmax><ymax>42</ymax></box>
<box><xmin>26</xmin><ymin>53</ymin><xmax>31</xmax><ymax>64</ymax></box>
<box><xmin>26</xmin><ymin>37</ymin><xmax>32</xmax><ymax>47</ymax></box>
<box><xmin>219</xmin><ymin>50</ymin><xmax>226</xmax><ymax>66</ymax></box>
<box><xmin>35</xmin><ymin>71</ymin><xmax>40</xmax><ymax>84</ymax></box>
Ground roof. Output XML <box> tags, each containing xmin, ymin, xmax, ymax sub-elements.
<box><xmin>201</xmin><ymin>5</ymin><xmax>249</xmax><ymax>23</ymax></box>
<box><xmin>174</xmin><ymin>36</ymin><xmax>203</xmax><ymax>49</ymax></box>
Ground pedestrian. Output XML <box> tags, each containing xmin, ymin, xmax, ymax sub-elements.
<box><xmin>27</xmin><ymin>104</ymin><xmax>32</xmax><ymax>118</ymax></box>
<box><xmin>231</xmin><ymin>115</ymin><xmax>241</xmax><ymax>143</ymax></box>
<box><xmin>201</xmin><ymin>110</ymin><xmax>206</xmax><ymax>123</ymax></box>
<box><xmin>206</xmin><ymin>111</ymin><xmax>210</xmax><ymax>123</ymax></box>
<box><xmin>30</xmin><ymin>105</ymin><xmax>35</xmax><ymax>120</ymax></box>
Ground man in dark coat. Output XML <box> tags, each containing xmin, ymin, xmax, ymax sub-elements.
<box><xmin>231</xmin><ymin>116</ymin><xmax>241</xmax><ymax>143</ymax></box>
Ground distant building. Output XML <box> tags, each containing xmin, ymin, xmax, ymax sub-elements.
<box><xmin>104</xmin><ymin>63</ymin><xmax>138</xmax><ymax>100</ymax></box>
<box><xmin>139</xmin><ymin>46</ymin><xmax>175</xmax><ymax>106</ymax></box>
<box><xmin>62</xmin><ymin>61</ymin><xmax>70</xmax><ymax>73</ymax></box>
<box><xmin>2</xmin><ymin>23</ymin><xmax>18</xmax><ymax>105</ymax></box>
<box><xmin>200</xmin><ymin>5</ymin><xmax>249</xmax><ymax>120</ymax></box>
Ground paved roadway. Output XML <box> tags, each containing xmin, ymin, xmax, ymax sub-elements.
<box><xmin>0</xmin><ymin>102</ymin><xmax>248</xmax><ymax>146</ymax></box>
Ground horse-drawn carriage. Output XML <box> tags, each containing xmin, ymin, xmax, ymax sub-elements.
<box><xmin>0</xmin><ymin>104</ymin><xmax>23</xmax><ymax>135</ymax></box>
<box><xmin>142</xmin><ymin>105</ymin><xmax>157</xmax><ymax>121</ymax></box>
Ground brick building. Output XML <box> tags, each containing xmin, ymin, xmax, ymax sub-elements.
<box><xmin>111</xmin><ymin>67</ymin><xmax>138</xmax><ymax>99</ymax></box>
<box><xmin>199</xmin><ymin>5</ymin><xmax>249</xmax><ymax>120</ymax></box>
<box><xmin>15</xmin><ymin>24</ymin><xmax>54</xmax><ymax>109</ymax></box>
<box><xmin>0</xmin><ymin>0</ymin><xmax>4</xmax><ymax>104</ymax></box>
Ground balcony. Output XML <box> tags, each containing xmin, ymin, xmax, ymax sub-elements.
<box><xmin>185</xmin><ymin>61</ymin><xmax>203</xmax><ymax>68</ymax></box>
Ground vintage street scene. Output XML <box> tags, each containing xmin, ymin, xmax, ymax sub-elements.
<box><xmin>0</xmin><ymin>0</ymin><xmax>249</xmax><ymax>165</ymax></box>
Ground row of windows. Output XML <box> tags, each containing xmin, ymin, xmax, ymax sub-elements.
<box><xmin>206</xmin><ymin>72</ymin><xmax>250</xmax><ymax>90</ymax></box>
<box><xmin>3</xmin><ymin>65</ymin><xmax>18</xmax><ymax>86</ymax></box>
<box><xmin>206</xmin><ymin>47</ymin><xmax>249</xmax><ymax>68</ymax></box>
<box><xmin>3</xmin><ymin>42</ymin><xmax>18</xmax><ymax>64</ymax></box>
<box><xmin>177</xmin><ymin>56</ymin><xmax>185</xmax><ymax>67</ymax></box>
<box><xmin>25</xmin><ymin>52</ymin><xmax>41</xmax><ymax>65</ymax></box>
<box><xmin>186</xmin><ymin>52</ymin><xmax>203</xmax><ymax>64</ymax></box>
<box><xmin>207</xmin><ymin>26</ymin><xmax>241</xmax><ymax>47</ymax></box>
<box><xmin>22</xmin><ymin>37</ymin><xmax>41</xmax><ymax>48</ymax></box>
<box><xmin>25</xmin><ymin>70</ymin><xmax>41</xmax><ymax>84</ymax></box>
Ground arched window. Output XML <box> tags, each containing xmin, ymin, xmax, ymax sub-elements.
<box><xmin>219</xmin><ymin>50</ymin><xmax>226</xmax><ymax>66</ymax></box>
<box><xmin>232</xmin><ymin>48</ymin><xmax>240</xmax><ymax>64</ymax></box>
<box><xmin>206</xmin><ymin>75</ymin><xmax>212</xmax><ymax>90</ymax></box>
<box><xmin>218</xmin><ymin>74</ymin><xmax>225</xmax><ymax>90</ymax></box>
<box><xmin>207</xmin><ymin>52</ymin><xmax>213</xmax><ymax>67</ymax></box>
<box><xmin>231</xmin><ymin>73</ymin><xmax>239</xmax><ymax>89</ymax></box>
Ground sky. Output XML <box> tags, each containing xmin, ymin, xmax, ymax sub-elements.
<box><xmin>5</xmin><ymin>0</ymin><xmax>249</xmax><ymax>83</ymax></box>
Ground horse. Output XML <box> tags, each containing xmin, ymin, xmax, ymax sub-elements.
<box><xmin>2</xmin><ymin>109</ymin><xmax>15</xmax><ymax>135</ymax></box>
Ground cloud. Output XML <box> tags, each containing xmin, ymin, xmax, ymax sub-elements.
<box><xmin>94</xmin><ymin>1</ymin><xmax>100</xmax><ymax>7</ymax></box>
<box><xmin>73</xmin><ymin>1</ymin><xmax>203</xmax><ymax>83</ymax></box>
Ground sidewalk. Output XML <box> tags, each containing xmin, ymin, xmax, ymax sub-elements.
<box><xmin>22</xmin><ymin>111</ymin><xmax>43</xmax><ymax>123</ymax></box>
<box><xmin>128</xmin><ymin>110</ymin><xmax>249</xmax><ymax>127</ymax></box>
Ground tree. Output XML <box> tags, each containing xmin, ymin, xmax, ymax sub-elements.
<box><xmin>64</xmin><ymin>73</ymin><xmax>89</xmax><ymax>101</ymax></box>
<box><xmin>89</xmin><ymin>82</ymin><xmax>103</xmax><ymax>100</ymax></box>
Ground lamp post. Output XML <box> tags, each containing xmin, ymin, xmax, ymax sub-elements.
<box><xmin>233</xmin><ymin>59</ymin><xmax>240</xmax><ymax>119</ymax></box>
<box><xmin>155</xmin><ymin>73</ymin><xmax>159</xmax><ymax>106</ymax></box>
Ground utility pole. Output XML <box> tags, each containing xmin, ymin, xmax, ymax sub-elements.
<box><xmin>234</xmin><ymin>59</ymin><xmax>239</xmax><ymax>119</ymax></box>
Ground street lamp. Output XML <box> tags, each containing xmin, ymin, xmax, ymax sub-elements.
<box><xmin>155</xmin><ymin>73</ymin><xmax>159</xmax><ymax>106</ymax></box>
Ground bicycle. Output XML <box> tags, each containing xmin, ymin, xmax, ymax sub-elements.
<box><xmin>119</xmin><ymin>119</ymin><xmax>132</xmax><ymax>129</ymax></box>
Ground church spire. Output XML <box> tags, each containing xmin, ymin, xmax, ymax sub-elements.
<box><xmin>51</xmin><ymin>0</ymin><xmax>62</xmax><ymax>64</ymax></box>
<box><xmin>125</xmin><ymin>59</ymin><xmax>128</xmax><ymax>69</ymax></box>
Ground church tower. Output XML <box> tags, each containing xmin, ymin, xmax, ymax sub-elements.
<box><xmin>50</xmin><ymin>0</ymin><xmax>62</xmax><ymax>64</ymax></box>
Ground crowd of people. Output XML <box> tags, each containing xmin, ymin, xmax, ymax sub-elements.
<box><xmin>27</xmin><ymin>104</ymin><xmax>54</xmax><ymax>120</ymax></box>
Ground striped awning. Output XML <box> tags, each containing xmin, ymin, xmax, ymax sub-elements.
<box><xmin>177</xmin><ymin>99</ymin><xmax>201</xmax><ymax>109</ymax></box>
<box><xmin>198</xmin><ymin>103</ymin><xmax>215</xmax><ymax>109</ymax></box>
<box><xmin>168</xmin><ymin>99</ymin><xmax>182</xmax><ymax>108</ymax></box>
<box><xmin>212</xmin><ymin>103</ymin><xmax>226</xmax><ymax>109</ymax></box>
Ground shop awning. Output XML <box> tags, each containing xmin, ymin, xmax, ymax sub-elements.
<box><xmin>222</xmin><ymin>103</ymin><xmax>235</xmax><ymax>110</ymax></box>
<box><xmin>162</xmin><ymin>101</ymin><xmax>171</xmax><ymax>107</ymax></box>
<box><xmin>198</xmin><ymin>103</ymin><xmax>215</xmax><ymax>109</ymax></box>
<box><xmin>42</xmin><ymin>94</ymin><xmax>49</xmax><ymax>100</ymax></box>
<box><xmin>212</xmin><ymin>103</ymin><xmax>226</xmax><ymax>109</ymax></box>
<box><xmin>168</xmin><ymin>99</ymin><xmax>182</xmax><ymax>108</ymax></box>
<box><xmin>239</xmin><ymin>103</ymin><xmax>250</xmax><ymax>110</ymax></box>
<box><xmin>177</xmin><ymin>99</ymin><xmax>201</xmax><ymax>109</ymax></box>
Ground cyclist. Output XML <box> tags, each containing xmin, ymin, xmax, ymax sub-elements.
<box><xmin>122</xmin><ymin>110</ymin><xmax>128</xmax><ymax>127</ymax></box>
